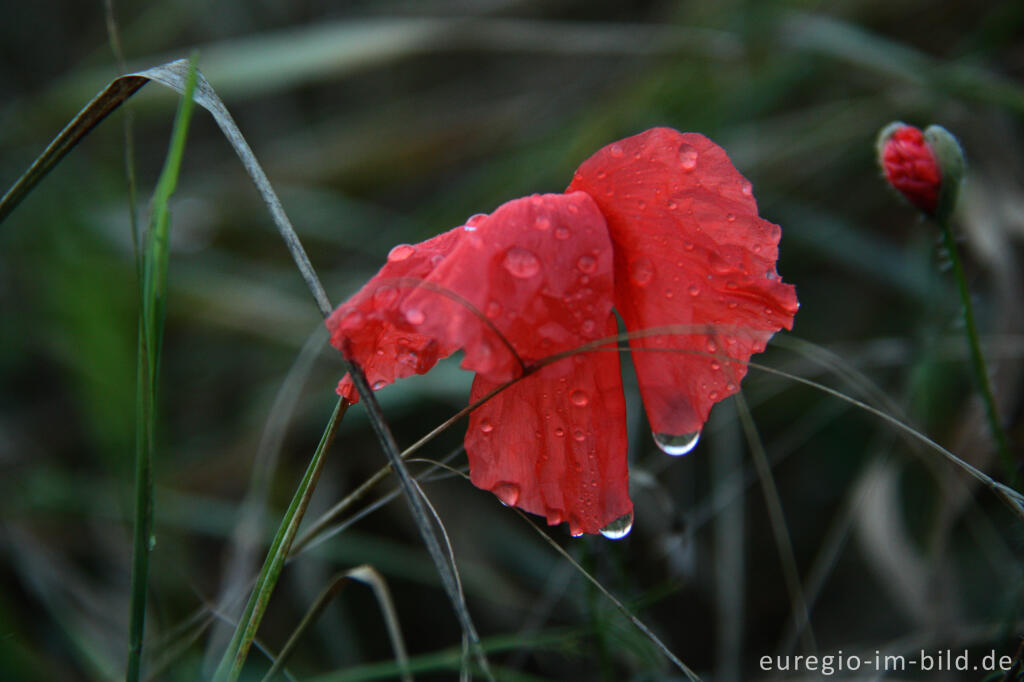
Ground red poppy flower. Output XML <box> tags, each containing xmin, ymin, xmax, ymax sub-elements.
<box><xmin>327</xmin><ymin>127</ymin><xmax>798</xmax><ymax>536</ymax></box>
<box><xmin>879</xmin><ymin>124</ymin><xmax>941</xmax><ymax>215</ymax></box>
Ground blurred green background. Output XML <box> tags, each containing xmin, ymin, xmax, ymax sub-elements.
<box><xmin>2</xmin><ymin>1</ymin><xmax>1023</xmax><ymax>680</ymax></box>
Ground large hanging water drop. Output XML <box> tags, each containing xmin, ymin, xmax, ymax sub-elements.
<box><xmin>492</xmin><ymin>482</ymin><xmax>520</xmax><ymax>507</ymax></box>
<box><xmin>599</xmin><ymin>511</ymin><xmax>634</xmax><ymax>540</ymax></box>
<box><xmin>653</xmin><ymin>430</ymin><xmax>701</xmax><ymax>456</ymax></box>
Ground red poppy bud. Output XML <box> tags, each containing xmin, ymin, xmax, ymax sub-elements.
<box><xmin>878</xmin><ymin>123</ymin><xmax>964</xmax><ymax>221</ymax></box>
<box><xmin>878</xmin><ymin>123</ymin><xmax>941</xmax><ymax>215</ymax></box>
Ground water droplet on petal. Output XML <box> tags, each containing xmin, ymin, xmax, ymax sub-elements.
<box><xmin>480</xmin><ymin>418</ymin><xmax>494</xmax><ymax>434</ymax></box>
<box><xmin>570</xmin><ymin>390</ymin><xmax>589</xmax><ymax>406</ymax></box>
<box><xmin>706</xmin><ymin>339</ymin><xmax>718</xmax><ymax>352</ymax></box>
<box><xmin>387</xmin><ymin>244</ymin><xmax>415</xmax><ymax>262</ymax></box>
<box><xmin>555</xmin><ymin>226</ymin><xmax>571</xmax><ymax>240</ymax></box>
<box><xmin>609</xmin><ymin>143</ymin><xmax>625</xmax><ymax>158</ymax></box>
<box><xmin>568</xmin><ymin>517</ymin><xmax>585</xmax><ymax>537</ymax></box>
<box><xmin>709</xmin><ymin>390</ymin><xmax>720</xmax><ymax>400</ymax></box>
<box><xmin>581</xmin><ymin>319</ymin><xmax>596</xmax><ymax>335</ymax></box>
<box><xmin>485</xmin><ymin>301</ymin><xmax>502</xmax><ymax>319</ymax></box>
<box><xmin>726</xmin><ymin>212</ymin><xmax>736</xmax><ymax>222</ymax></box>
<box><xmin>503</xmin><ymin>247</ymin><xmax>540</xmax><ymax>278</ymax></box>
<box><xmin>599</xmin><ymin>511</ymin><xmax>634</xmax><ymax>539</ymax></box>
<box><xmin>373</xmin><ymin>285</ymin><xmax>398</xmax><ymax>307</ymax></box>
<box><xmin>629</xmin><ymin>257</ymin><xmax>654</xmax><ymax>286</ymax></box>
<box><xmin>398</xmin><ymin>349</ymin><xmax>419</xmax><ymax>368</ymax></box>
<box><xmin>653</xmin><ymin>430</ymin><xmax>702</xmax><ymax>456</ymax></box>
<box><xmin>573</xmin><ymin>428</ymin><xmax>585</xmax><ymax>442</ymax></box>
<box><xmin>404</xmin><ymin>307</ymin><xmax>425</xmax><ymax>325</ymax></box>
<box><xmin>492</xmin><ymin>482</ymin><xmax>520</xmax><ymax>507</ymax></box>
<box><xmin>665</xmin><ymin>289</ymin><xmax>674</xmax><ymax>299</ymax></box>
<box><xmin>535</xmin><ymin>216</ymin><xmax>551</xmax><ymax>231</ymax></box>
<box><xmin>678</xmin><ymin>143</ymin><xmax>699</xmax><ymax>171</ymax></box>
<box><xmin>688</xmin><ymin>284</ymin><xmax>700</xmax><ymax>296</ymax></box>
<box><xmin>372</xmin><ymin>380</ymin><xmax>386</xmax><ymax>390</ymax></box>
<box><xmin>668</xmin><ymin>201</ymin><xmax>679</xmax><ymax>210</ymax></box>
<box><xmin>741</xmin><ymin>180</ymin><xmax>753</xmax><ymax>197</ymax></box>
<box><xmin>466</xmin><ymin>213</ymin><xmax>488</xmax><ymax>227</ymax></box>
<box><xmin>554</xmin><ymin>427</ymin><xmax>565</xmax><ymax>438</ymax></box>
<box><xmin>577</xmin><ymin>254</ymin><xmax>597</xmax><ymax>273</ymax></box>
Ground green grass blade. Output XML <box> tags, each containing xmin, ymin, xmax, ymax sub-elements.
<box><xmin>213</xmin><ymin>396</ymin><xmax>348</xmax><ymax>682</ymax></box>
<box><xmin>126</xmin><ymin>55</ymin><xmax>198</xmax><ymax>682</ymax></box>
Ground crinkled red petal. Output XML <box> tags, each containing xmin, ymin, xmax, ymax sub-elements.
<box><xmin>882</xmin><ymin>126</ymin><xmax>940</xmax><ymax>214</ymax></box>
<box><xmin>326</xmin><ymin>192</ymin><xmax>616</xmax><ymax>403</ymax></box>
<box><xmin>465</xmin><ymin>314</ymin><xmax>630</xmax><ymax>535</ymax></box>
<box><xmin>326</xmin><ymin>229</ymin><xmax>464</xmax><ymax>402</ymax></box>
<box><xmin>567</xmin><ymin>127</ymin><xmax>799</xmax><ymax>437</ymax></box>
<box><xmin>401</xmin><ymin>191</ymin><xmax>615</xmax><ymax>381</ymax></box>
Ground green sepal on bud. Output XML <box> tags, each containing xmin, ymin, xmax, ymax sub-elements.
<box><xmin>923</xmin><ymin>124</ymin><xmax>965</xmax><ymax>224</ymax></box>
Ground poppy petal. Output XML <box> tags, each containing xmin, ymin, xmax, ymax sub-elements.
<box><xmin>465</xmin><ymin>314</ymin><xmax>630</xmax><ymax>535</ymax></box>
<box><xmin>326</xmin><ymin>229</ymin><xmax>464</xmax><ymax>402</ymax></box>
<box><xmin>327</xmin><ymin>191</ymin><xmax>616</xmax><ymax>400</ymax></box>
<box><xmin>401</xmin><ymin>191</ymin><xmax>615</xmax><ymax>381</ymax></box>
<box><xmin>567</xmin><ymin>127</ymin><xmax>799</xmax><ymax>437</ymax></box>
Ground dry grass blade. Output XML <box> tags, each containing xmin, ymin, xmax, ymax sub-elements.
<box><xmin>262</xmin><ymin>565</ymin><xmax>410</xmax><ymax>682</ymax></box>
<box><xmin>345</xmin><ymin>362</ymin><xmax>493</xmax><ymax>681</ymax></box>
<box><xmin>733</xmin><ymin>394</ymin><xmax>816</xmax><ymax>656</ymax></box>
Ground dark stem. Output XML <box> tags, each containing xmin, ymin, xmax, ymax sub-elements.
<box><xmin>937</xmin><ymin>214</ymin><xmax>1015</xmax><ymax>484</ymax></box>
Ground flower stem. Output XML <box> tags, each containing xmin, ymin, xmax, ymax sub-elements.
<box><xmin>937</xmin><ymin>215</ymin><xmax>1015</xmax><ymax>484</ymax></box>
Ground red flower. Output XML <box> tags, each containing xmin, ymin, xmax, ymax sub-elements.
<box><xmin>879</xmin><ymin>124</ymin><xmax>942</xmax><ymax>215</ymax></box>
<box><xmin>327</xmin><ymin>127</ymin><xmax>798</xmax><ymax>536</ymax></box>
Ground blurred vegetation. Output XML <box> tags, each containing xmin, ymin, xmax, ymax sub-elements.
<box><xmin>2</xmin><ymin>1</ymin><xmax>1023</xmax><ymax>680</ymax></box>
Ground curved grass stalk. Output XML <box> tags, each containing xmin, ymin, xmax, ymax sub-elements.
<box><xmin>261</xmin><ymin>566</ymin><xmax>410</xmax><ymax>682</ymax></box>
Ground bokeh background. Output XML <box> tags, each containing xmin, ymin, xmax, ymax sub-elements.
<box><xmin>2</xmin><ymin>1</ymin><xmax>1023</xmax><ymax>680</ymax></box>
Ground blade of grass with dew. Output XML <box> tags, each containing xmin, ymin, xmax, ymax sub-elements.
<box><xmin>125</xmin><ymin>54</ymin><xmax>197</xmax><ymax>682</ymax></box>
<box><xmin>0</xmin><ymin>58</ymin><xmax>331</xmax><ymax>320</ymax></box>
<box><xmin>212</xmin><ymin>396</ymin><xmax>347</xmax><ymax>682</ymax></box>
<box><xmin>262</xmin><ymin>565</ymin><xmax>410</xmax><ymax>682</ymax></box>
